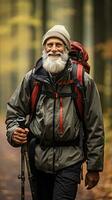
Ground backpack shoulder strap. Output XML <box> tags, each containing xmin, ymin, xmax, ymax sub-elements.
<box><xmin>71</xmin><ymin>63</ymin><xmax>86</xmax><ymax>120</ymax></box>
<box><xmin>72</xmin><ymin>63</ymin><xmax>87</xmax><ymax>162</ymax></box>
<box><xmin>29</xmin><ymin>80</ymin><xmax>41</xmax><ymax>121</ymax></box>
<box><xmin>31</xmin><ymin>81</ymin><xmax>41</xmax><ymax>114</ymax></box>
<box><xmin>28</xmin><ymin>58</ymin><xmax>43</xmax><ymax>121</ymax></box>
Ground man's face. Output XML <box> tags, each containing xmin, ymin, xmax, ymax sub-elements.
<box><xmin>44</xmin><ymin>38</ymin><xmax>65</xmax><ymax>56</ymax></box>
<box><xmin>42</xmin><ymin>37</ymin><xmax>69</xmax><ymax>74</ymax></box>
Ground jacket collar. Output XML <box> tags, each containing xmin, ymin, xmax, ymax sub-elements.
<box><xmin>32</xmin><ymin>57</ymin><xmax>71</xmax><ymax>84</ymax></box>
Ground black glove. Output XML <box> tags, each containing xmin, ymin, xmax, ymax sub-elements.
<box><xmin>85</xmin><ymin>171</ymin><xmax>100</xmax><ymax>190</ymax></box>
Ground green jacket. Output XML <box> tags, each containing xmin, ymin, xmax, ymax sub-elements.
<box><xmin>6</xmin><ymin>59</ymin><xmax>104</xmax><ymax>173</ymax></box>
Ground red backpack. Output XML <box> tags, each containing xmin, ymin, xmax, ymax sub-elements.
<box><xmin>30</xmin><ymin>41</ymin><xmax>90</xmax><ymax>122</ymax></box>
<box><xmin>70</xmin><ymin>41</ymin><xmax>90</xmax><ymax>73</ymax></box>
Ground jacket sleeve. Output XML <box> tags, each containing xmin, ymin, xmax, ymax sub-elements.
<box><xmin>5</xmin><ymin>70</ymin><xmax>32</xmax><ymax>147</ymax></box>
<box><xmin>84</xmin><ymin>72</ymin><xmax>104</xmax><ymax>172</ymax></box>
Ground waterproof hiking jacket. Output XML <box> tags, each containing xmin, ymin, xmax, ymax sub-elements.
<box><xmin>6</xmin><ymin>59</ymin><xmax>104</xmax><ymax>173</ymax></box>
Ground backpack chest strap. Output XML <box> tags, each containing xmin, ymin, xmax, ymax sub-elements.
<box><xmin>41</xmin><ymin>90</ymin><xmax>77</xmax><ymax>99</ymax></box>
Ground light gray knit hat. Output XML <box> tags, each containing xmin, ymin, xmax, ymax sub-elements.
<box><xmin>42</xmin><ymin>25</ymin><xmax>71</xmax><ymax>50</ymax></box>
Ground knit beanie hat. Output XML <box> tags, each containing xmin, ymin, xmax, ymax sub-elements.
<box><xmin>42</xmin><ymin>25</ymin><xmax>71</xmax><ymax>50</ymax></box>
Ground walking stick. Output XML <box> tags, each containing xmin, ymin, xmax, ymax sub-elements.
<box><xmin>17</xmin><ymin>119</ymin><xmax>36</xmax><ymax>200</ymax></box>
<box><xmin>18</xmin><ymin>144</ymin><xmax>25</xmax><ymax>200</ymax></box>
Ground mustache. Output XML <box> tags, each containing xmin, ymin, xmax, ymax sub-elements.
<box><xmin>47</xmin><ymin>52</ymin><xmax>62</xmax><ymax>57</ymax></box>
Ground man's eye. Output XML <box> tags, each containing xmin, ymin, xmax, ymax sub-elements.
<box><xmin>56</xmin><ymin>43</ymin><xmax>63</xmax><ymax>47</ymax></box>
<box><xmin>57</xmin><ymin>44</ymin><xmax>61</xmax><ymax>47</ymax></box>
<box><xmin>47</xmin><ymin>44</ymin><xmax>52</xmax><ymax>48</ymax></box>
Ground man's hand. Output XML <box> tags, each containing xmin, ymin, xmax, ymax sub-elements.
<box><xmin>12</xmin><ymin>127</ymin><xmax>29</xmax><ymax>145</ymax></box>
<box><xmin>85</xmin><ymin>171</ymin><xmax>100</xmax><ymax>190</ymax></box>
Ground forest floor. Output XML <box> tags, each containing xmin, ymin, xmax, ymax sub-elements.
<box><xmin>0</xmin><ymin>115</ymin><xmax>112</xmax><ymax>200</ymax></box>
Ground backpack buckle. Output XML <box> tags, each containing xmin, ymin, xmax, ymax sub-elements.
<box><xmin>54</xmin><ymin>92</ymin><xmax>58</xmax><ymax>98</ymax></box>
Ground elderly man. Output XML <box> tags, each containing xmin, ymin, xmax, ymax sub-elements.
<box><xmin>6</xmin><ymin>25</ymin><xmax>104</xmax><ymax>200</ymax></box>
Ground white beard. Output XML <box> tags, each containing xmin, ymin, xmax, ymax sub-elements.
<box><xmin>42</xmin><ymin>49</ymin><xmax>69</xmax><ymax>74</ymax></box>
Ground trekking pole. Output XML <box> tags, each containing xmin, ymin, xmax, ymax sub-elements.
<box><xmin>24</xmin><ymin>145</ymin><xmax>36</xmax><ymax>200</ymax></box>
<box><xmin>17</xmin><ymin>118</ymin><xmax>36</xmax><ymax>200</ymax></box>
<box><xmin>18</xmin><ymin>119</ymin><xmax>26</xmax><ymax>200</ymax></box>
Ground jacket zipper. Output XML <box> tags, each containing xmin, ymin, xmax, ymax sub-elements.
<box><xmin>59</xmin><ymin>96</ymin><xmax>64</xmax><ymax>134</ymax></box>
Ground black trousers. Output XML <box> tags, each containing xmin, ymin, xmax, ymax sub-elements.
<box><xmin>32</xmin><ymin>162</ymin><xmax>81</xmax><ymax>200</ymax></box>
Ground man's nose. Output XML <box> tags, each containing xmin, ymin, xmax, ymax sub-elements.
<box><xmin>51</xmin><ymin>44</ymin><xmax>57</xmax><ymax>52</ymax></box>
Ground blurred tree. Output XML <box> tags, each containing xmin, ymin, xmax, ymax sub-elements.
<box><xmin>94</xmin><ymin>0</ymin><xmax>112</xmax><ymax>126</ymax></box>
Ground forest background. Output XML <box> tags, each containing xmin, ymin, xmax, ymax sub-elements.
<box><xmin>0</xmin><ymin>1</ymin><xmax>112</xmax><ymax>199</ymax></box>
